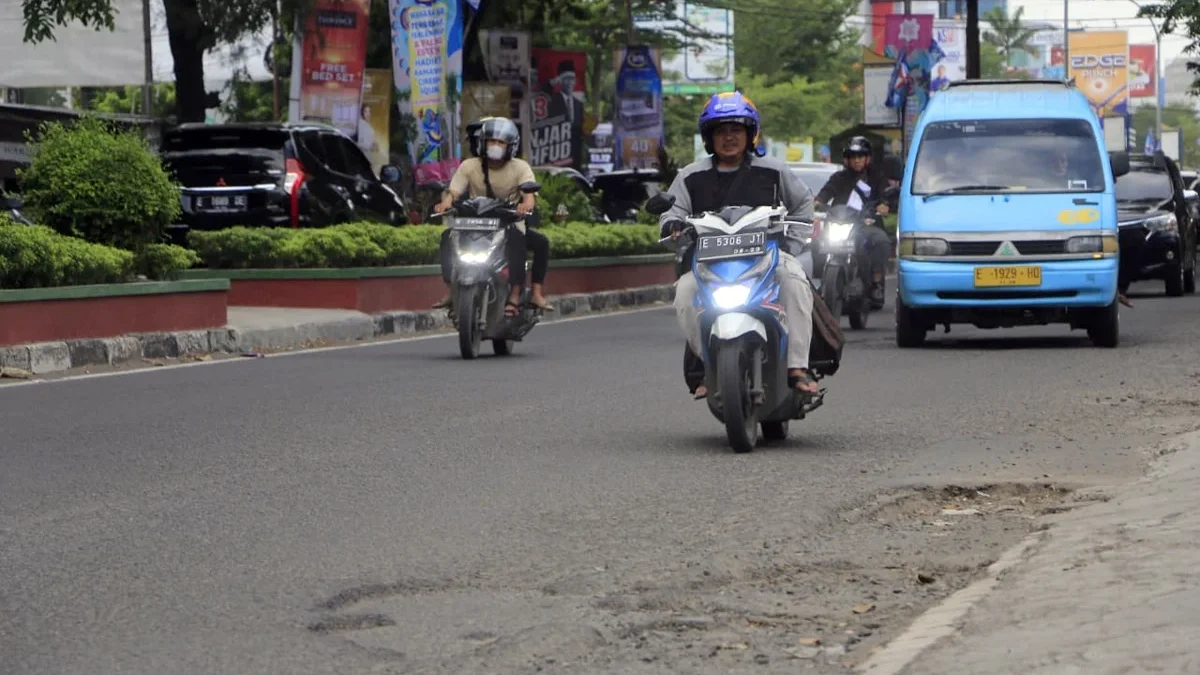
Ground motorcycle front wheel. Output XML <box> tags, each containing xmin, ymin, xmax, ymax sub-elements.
<box><xmin>456</xmin><ymin>286</ymin><xmax>483</xmax><ymax>359</ymax></box>
<box><xmin>717</xmin><ymin>344</ymin><xmax>759</xmax><ymax>453</ymax></box>
<box><xmin>821</xmin><ymin>265</ymin><xmax>843</xmax><ymax>321</ymax></box>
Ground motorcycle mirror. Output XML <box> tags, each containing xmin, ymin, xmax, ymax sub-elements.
<box><xmin>644</xmin><ymin>193</ymin><xmax>676</xmax><ymax>215</ymax></box>
<box><xmin>882</xmin><ymin>185</ymin><xmax>900</xmax><ymax>200</ymax></box>
<box><xmin>519</xmin><ymin>181</ymin><xmax>542</xmax><ymax>194</ymax></box>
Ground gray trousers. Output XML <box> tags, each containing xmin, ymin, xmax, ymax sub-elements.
<box><xmin>674</xmin><ymin>251</ymin><xmax>814</xmax><ymax>370</ymax></box>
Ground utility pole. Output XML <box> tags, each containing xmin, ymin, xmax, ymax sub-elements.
<box><xmin>142</xmin><ymin>0</ymin><xmax>153</xmax><ymax>116</ymax></box>
<box><xmin>966</xmin><ymin>0</ymin><xmax>979</xmax><ymax>79</ymax></box>
<box><xmin>1063</xmin><ymin>0</ymin><xmax>1070</xmax><ymax>82</ymax></box>
<box><xmin>272</xmin><ymin>0</ymin><xmax>280</xmax><ymax>120</ymax></box>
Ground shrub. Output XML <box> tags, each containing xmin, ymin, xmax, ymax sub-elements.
<box><xmin>532</xmin><ymin>170</ymin><xmax>598</xmax><ymax>223</ymax></box>
<box><xmin>188</xmin><ymin>222</ymin><xmax>664</xmax><ymax>269</ymax></box>
<box><xmin>0</xmin><ymin>217</ymin><xmax>135</xmax><ymax>288</ymax></box>
<box><xmin>18</xmin><ymin>116</ymin><xmax>181</xmax><ymax>250</ymax></box>
<box><xmin>134</xmin><ymin>243</ymin><xmax>201</xmax><ymax>281</ymax></box>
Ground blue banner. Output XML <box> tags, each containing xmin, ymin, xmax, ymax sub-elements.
<box><xmin>613</xmin><ymin>45</ymin><xmax>664</xmax><ymax>170</ymax></box>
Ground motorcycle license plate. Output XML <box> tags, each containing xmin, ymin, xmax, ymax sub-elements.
<box><xmin>695</xmin><ymin>232</ymin><xmax>766</xmax><ymax>262</ymax></box>
<box><xmin>450</xmin><ymin>217</ymin><xmax>502</xmax><ymax>231</ymax></box>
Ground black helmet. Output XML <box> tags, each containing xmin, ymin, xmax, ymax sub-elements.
<box><xmin>470</xmin><ymin>116</ymin><xmax>520</xmax><ymax>160</ymax></box>
<box><xmin>843</xmin><ymin>136</ymin><xmax>872</xmax><ymax>158</ymax></box>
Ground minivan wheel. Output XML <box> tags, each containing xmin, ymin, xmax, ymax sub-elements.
<box><xmin>1087</xmin><ymin>299</ymin><xmax>1120</xmax><ymax>348</ymax></box>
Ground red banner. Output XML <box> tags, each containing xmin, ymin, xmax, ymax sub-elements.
<box><xmin>528</xmin><ymin>49</ymin><xmax>587</xmax><ymax>168</ymax></box>
<box><xmin>300</xmin><ymin>0</ymin><xmax>370</xmax><ymax>138</ymax></box>
<box><xmin>1129</xmin><ymin>43</ymin><xmax>1157</xmax><ymax>98</ymax></box>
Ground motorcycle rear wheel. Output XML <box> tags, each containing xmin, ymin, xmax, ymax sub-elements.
<box><xmin>717</xmin><ymin>345</ymin><xmax>758</xmax><ymax>453</ymax></box>
<box><xmin>821</xmin><ymin>266</ymin><xmax>843</xmax><ymax>320</ymax></box>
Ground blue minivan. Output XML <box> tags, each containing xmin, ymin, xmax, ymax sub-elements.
<box><xmin>895</xmin><ymin>79</ymin><xmax>1131</xmax><ymax>348</ymax></box>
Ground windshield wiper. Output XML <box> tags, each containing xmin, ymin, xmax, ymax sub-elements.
<box><xmin>921</xmin><ymin>184</ymin><xmax>1011</xmax><ymax>200</ymax></box>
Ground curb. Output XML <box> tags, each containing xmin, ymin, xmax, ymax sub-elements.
<box><xmin>0</xmin><ymin>284</ymin><xmax>676</xmax><ymax>377</ymax></box>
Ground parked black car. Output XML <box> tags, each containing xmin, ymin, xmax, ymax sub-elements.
<box><xmin>161</xmin><ymin>122</ymin><xmax>406</xmax><ymax>246</ymax></box>
<box><xmin>1116</xmin><ymin>152</ymin><xmax>1200</xmax><ymax>296</ymax></box>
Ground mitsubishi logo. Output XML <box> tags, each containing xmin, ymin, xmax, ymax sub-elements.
<box><xmin>995</xmin><ymin>241</ymin><xmax>1019</xmax><ymax>257</ymax></box>
<box><xmin>216</xmin><ymin>177</ymin><xmax>227</xmax><ymax>187</ymax></box>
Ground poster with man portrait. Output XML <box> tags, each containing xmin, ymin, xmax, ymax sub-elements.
<box><xmin>528</xmin><ymin>48</ymin><xmax>587</xmax><ymax>169</ymax></box>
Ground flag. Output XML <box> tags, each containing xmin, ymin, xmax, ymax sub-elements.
<box><xmin>927</xmin><ymin>38</ymin><xmax>946</xmax><ymax>68</ymax></box>
<box><xmin>1145</xmin><ymin>130</ymin><xmax>1158</xmax><ymax>154</ymax></box>
<box><xmin>885</xmin><ymin>47</ymin><xmax>910</xmax><ymax>110</ymax></box>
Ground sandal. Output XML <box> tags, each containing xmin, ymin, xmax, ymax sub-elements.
<box><xmin>787</xmin><ymin>369</ymin><xmax>819</xmax><ymax>395</ymax></box>
<box><xmin>692</xmin><ymin>383</ymin><xmax>708</xmax><ymax>400</ymax></box>
<box><xmin>504</xmin><ymin>302</ymin><xmax>521</xmax><ymax>317</ymax></box>
<box><xmin>1118</xmin><ymin>293</ymin><xmax>1133</xmax><ymax>308</ymax></box>
<box><xmin>529</xmin><ymin>297</ymin><xmax>556</xmax><ymax>312</ymax></box>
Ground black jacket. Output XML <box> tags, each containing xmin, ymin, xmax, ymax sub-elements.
<box><xmin>815</xmin><ymin>167</ymin><xmax>891</xmax><ymax>209</ymax></box>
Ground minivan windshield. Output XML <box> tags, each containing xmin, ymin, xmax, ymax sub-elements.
<box><xmin>911</xmin><ymin>118</ymin><xmax>1105</xmax><ymax>195</ymax></box>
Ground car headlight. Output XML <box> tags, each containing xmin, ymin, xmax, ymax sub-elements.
<box><xmin>824</xmin><ymin>222</ymin><xmax>854</xmax><ymax>242</ymax></box>
<box><xmin>1145</xmin><ymin>213</ymin><xmax>1178</xmax><ymax>232</ymax></box>
<box><xmin>712</xmin><ymin>284</ymin><xmax>752</xmax><ymax>309</ymax></box>
<box><xmin>458</xmin><ymin>251</ymin><xmax>490</xmax><ymax>264</ymax></box>
<box><xmin>899</xmin><ymin>238</ymin><xmax>949</xmax><ymax>257</ymax></box>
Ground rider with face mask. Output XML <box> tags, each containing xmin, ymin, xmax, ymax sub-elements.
<box><xmin>660</xmin><ymin>91</ymin><xmax>820</xmax><ymax>399</ymax></box>
<box><xmin>433</xmin><ymin>117</ymin><xmax>554</xmax><ymax>314</ymax></box>
<box><xmin>814</xmin><ymin>136</ymin><xmax>893</xmax><ymax>308</ymax></box>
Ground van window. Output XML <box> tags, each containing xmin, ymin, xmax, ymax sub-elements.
<box><xmin>911</xmin><ymin>119</ymin><xmax>1105</xmax><ymax>195</ymax></box>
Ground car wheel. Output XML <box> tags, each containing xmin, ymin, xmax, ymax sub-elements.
<box><xmin>1166</xmin><ymin>258</ymin><xmax>1185</xmax><ymax>297</ymax></box>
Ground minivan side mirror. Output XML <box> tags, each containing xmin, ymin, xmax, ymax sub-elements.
<box><xmin>1109</xmin><ymin>151</ymin><xmax>1131</xmax><ymax>179</ymax></box>
<box><xmin>380</xmin><ymin>165</ymin><xmax>402</xmax><ymax>183</ymax></box>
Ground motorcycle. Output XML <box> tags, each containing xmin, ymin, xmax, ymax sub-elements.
<box><xmin>434</xmin><ymin>181</ymin><xmax>543</xmax><ymax>359</ymax></box>
<box><xmin>813</xmin><ymin>186</ymin><xmax>898</xmax><ymax>330</ymax></box>
<box><xmin>647</xmin><ymin>193</ymin><xmax>831</xmax><ymax>453</ymax></box>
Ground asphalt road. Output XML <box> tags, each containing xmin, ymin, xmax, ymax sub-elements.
<box><xmin>4</xmin><ymin>284</ymin><xmax>1200</xmax><ymax>675</ymax></box>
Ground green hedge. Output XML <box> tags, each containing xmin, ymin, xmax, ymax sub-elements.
<box><xmin>0</xmin><ymin>215</ymin><xmax>200</xmax><ymax>289</ymax></box>
<box><xmin>187</xmin><ymin>222</ymin><xmax>663</xmax><ymax>269</ymax></box>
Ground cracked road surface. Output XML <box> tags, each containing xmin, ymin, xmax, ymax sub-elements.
<box><xmin>4</xmin><ymin>284</ymin><xmax>1200</xmax><ymax>674</ymax></box>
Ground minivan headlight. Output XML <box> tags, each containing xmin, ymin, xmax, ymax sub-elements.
<box><xmin>1065</xmin><ymin>236</ymin><xmax>1102</xmax><ymax>253</ymax></box>
<box><xmin>899</xmin><ymin>238</ymin><xmax>949</xmax><ymax>257</ymax></box>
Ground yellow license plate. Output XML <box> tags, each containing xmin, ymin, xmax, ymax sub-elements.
<box><xmin>974</xmin><ymin>266</ymin><xmax>1043</xmax><ymax>287</ymax></box>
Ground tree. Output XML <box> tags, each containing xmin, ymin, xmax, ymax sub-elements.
<box><xmin>982</xmin><ymin>6</ymin><xmax>1039</xmax><ymax>68</ymax></box>
<box><xmin>22</xmin><ymin>0</ymin><xmax>296</xmax><ymax>123</ymax></box>
<box><xmin>1131</xmin><ymin>102</ymin><xmax>1200</xmax><ymax>166</ymax></box>
<box><xmin>1139</xmin><ymin>1</ymin><xmax>1200</xmax><ymax>95</ymax></box>
<box><xmin>733</xmin><ymin>0</ymin><xmax>862</xmax><ymax>86</ymax></box>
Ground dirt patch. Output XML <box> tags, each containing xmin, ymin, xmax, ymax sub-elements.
<box><xmin>310</xmin><ymin>482</ymin><xmax>1078</xmax><ymax>674</ymax></box>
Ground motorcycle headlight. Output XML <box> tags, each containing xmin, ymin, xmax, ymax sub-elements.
<box><xmin>458</xmin><ymin>251</ymin><xmax>490</xmax><ymax>264</ymax></box>
<box><xmin>824</xmin><ymin>222</ymin><xmax>854</xmax><ymax>242</ymax></box>
<box><xmin>712</xmin><ymin>284</ymin><xmax>752</xmax><ymax>309</ymax></box>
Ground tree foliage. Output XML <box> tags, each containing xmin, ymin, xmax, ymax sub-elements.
<box><xmin>1139</xmin><ymin>1</ymin><xmax>1200</xmax><ymax>94</ymax></box>
<box><xmin>982</xmin><ymin>6</ymin><xmax>1039</xmax><ymax>67</ymax></box>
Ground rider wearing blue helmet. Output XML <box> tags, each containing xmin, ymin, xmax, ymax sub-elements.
<box><xmin>659</xmin><ymin>91</ymin><xmax>819</xmax><ymax>399</ymax></box>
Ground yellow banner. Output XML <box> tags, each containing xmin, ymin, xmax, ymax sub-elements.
<box><xmin>1068</xmin><ymin>30</ymin><xmax>1129</xmax><ymax>117</ymax></box>
<box><xmin>357</xmin><ymin>69</ymin><xmax>392</xmax><ymax>176</ymax></box>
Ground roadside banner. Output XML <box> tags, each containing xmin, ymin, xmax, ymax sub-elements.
<box><xmin>1068</xmin><ymin>30</ymin><xmax>1129</xmax><ymax>117</ymax></box>
<box><xmin>299</xmin><ymin>0</ymin><xmax>370</xmax><ymax>138</ymax></box>
<box><xmin>389</xmin><ymin>0</ymin><xmax>464</xmax><ymax>184</ymax></box>
<box><xmin>612</xmin><ymin>45</ymin><xmax>664</xmax><ymax>170</ymax></box>
<box><xmin>529</xmin><ymin>49</ymin><xmax>587</xmax><ymax>169</ymax></box>
<box><xmin>357</xmin><ymin>69</ymin><xmax>392</xmax><ymax>175</ymax></box>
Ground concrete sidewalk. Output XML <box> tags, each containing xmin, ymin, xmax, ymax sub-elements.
<box><xmin>0</xmin><ymin>284</ymin><xmax>674</xmax><ymax>376</ymax></box>
<box><xmin>864</xmin><ymin>431</ymin><xmax>1200</xmax><ymax>675</ymax></box>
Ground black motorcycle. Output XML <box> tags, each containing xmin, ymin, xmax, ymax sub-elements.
<box><xmin>815</xmin><ymin>187</ymin><xmax>897</xmax><ymax>330</ymax></box>
<box><xmin>434</xmin><ymin>181</ymin><xmax>543</xmax><ymax>359</ymax></box>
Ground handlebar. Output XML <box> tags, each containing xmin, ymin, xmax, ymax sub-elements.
<box><xmin>431</xmin><ymin>203</ymin><xmax>524</xmax><ymax>224</ymax></box>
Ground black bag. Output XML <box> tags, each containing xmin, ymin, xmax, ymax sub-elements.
<box><xmin>808</xmin><ymin>282</ymin><xmax>845</xmax><ymax>377</ymax></box>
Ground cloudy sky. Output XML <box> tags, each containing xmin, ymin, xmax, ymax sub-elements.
<box><xmin>1012</xmin><ymin>0</ymin><xmax>1193</xmax><ymax>63</ymax></box>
